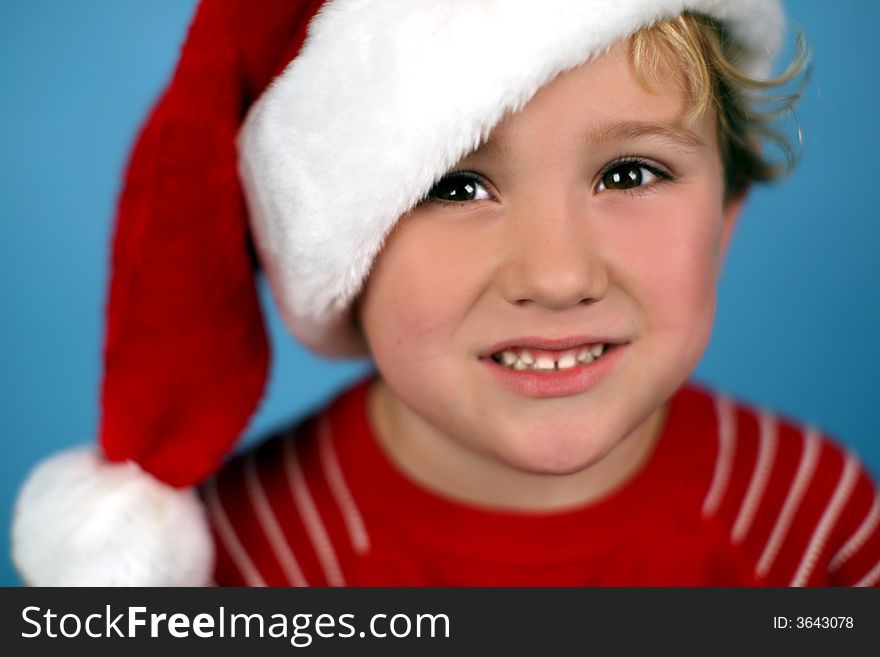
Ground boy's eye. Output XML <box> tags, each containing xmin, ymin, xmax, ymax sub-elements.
<box><xmin>426</xmin><ymin>172</ymin><xmax>492</xmax><ymax>203</ymax></box>
<box><xmin>596</xmin><ymin>159</ymin><xmax>671</xmax><ymax>193</ymax></box>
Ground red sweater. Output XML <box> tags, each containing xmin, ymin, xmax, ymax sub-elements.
<box><xmin>202</xmin><ymin>376</ymin><xmax>880</xmax><ymax>586</ymax></box>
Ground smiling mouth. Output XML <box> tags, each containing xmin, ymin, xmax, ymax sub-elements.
<box><xmin>489</xmin><ymin>343</ymin><xmax>611</xmax><ymax>371</ymax></box>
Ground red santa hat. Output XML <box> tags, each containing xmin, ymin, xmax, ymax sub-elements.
<box><xmin>12</xmin><ymin>0</ymin><xmax>785</xmax><ymax>585</ymax></box>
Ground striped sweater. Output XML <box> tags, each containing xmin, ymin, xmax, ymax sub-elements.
<box><xmin>202</xmin><ymin>375</ymin><xmax>880</xmax><ymax>586</ymax></box>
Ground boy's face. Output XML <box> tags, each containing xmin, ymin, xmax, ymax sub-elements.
<box><xmin>358</xmin><ymin>40</ymin><xmax>742</xmax><ymax>494</ymax></box>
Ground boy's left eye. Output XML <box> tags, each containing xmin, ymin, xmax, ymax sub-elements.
<box><xmin>595</xmin><ymin>159</ymin><xmax>672</xmax><ymax>193</ymax></box>
<box><xmin>425</xmin><ymin>172</ymin><xmax>492</xmax><ymax>203</ymax></box>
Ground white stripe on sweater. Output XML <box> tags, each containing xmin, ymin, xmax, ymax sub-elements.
<box><xmin>853</xmin><ymin>558</ymin><xmax>880</xmax><ymax>587</ymax></box>
<box><xmin>731</xmin><ymin>410</ymin><xmax>778</xmax><ymax>544</ymax></box>
<box><xmin>790</xmin><ymin>452</ymin><xmax>860</xmax><ymax>586</ymax></box>
<box><xmin>204</xmin><ymin>476</ymin><xmax>266</xmax><ymax>587</ymax></box>
<box><xmin>244</xmin><ymin>451</ymin><xmax>308</xmax><ymax>586</ymax></box>
<box><xmin>318</xmin><ymin>413</ymin><xmax>371</xmax><ymax>554</ymax></box>
<box><xmin>702</xmin><ymin>395</ymin><xmax>736</xmax><ymax>517</ymax></box>
<box><xmin>283</xmin><ymin>434</ymin><xmax>346</xmax><ymax>586</ymax></box>
<box><xmin>829</xmin><ymin>493</ymin><xmax>880</xmax><ymax>573</ymax></box>
<box><xmin>755</xmin><ymin>428</ymin><xmax>821</xmax><ymax>578</ymax></box>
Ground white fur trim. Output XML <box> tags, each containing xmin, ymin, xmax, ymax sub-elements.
<box><xmin>12</xmin><ymin>448</ymin><xmax>214</xmax><ymax>586</ymax></box>
<box><xmin>238</xmin><ymin>0</ymin><xmax>784</xmax><ymax>357</ymax></box>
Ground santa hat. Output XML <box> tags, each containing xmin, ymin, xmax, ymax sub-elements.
<box><xmin>12</xmin><ymin>0</ymin><xmax>785</xmax><ymax>585</ymax></box>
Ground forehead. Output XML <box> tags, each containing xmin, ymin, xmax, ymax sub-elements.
<box><xmin>467</xmin><ymin>39</ymin><xmax>712</xmax><ymax>160</ymax></box>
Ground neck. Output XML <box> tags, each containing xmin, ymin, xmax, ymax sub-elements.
<box><xmin>367</xmin><ymin>377</ymin><xmax>667</xmax><ymax>512</ymax></box>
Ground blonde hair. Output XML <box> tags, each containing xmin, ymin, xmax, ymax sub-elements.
<box><xmin>632</xmin><ymin>12</ymin><xmax>808</xmax><ymax>199</ymax></box>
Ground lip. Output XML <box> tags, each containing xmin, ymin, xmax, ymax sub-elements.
<box><xmin>480</xmin><ymin>342</ymin><xmax>627</xmax><ymax>398</ymax></box>
<box><xmin>479</xmin><ymin>335</ymin><xmax>623</xmax><ymax>359</ymax></box>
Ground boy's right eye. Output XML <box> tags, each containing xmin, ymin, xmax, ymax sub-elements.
<box><xmin>425</xmin><ymin>172</ymin><xmax>492</xmax><ymax>203</ymax></box>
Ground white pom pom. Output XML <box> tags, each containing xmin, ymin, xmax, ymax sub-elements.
<box><xmin>12</xmin><ymin>447</ymin><xmax>214</xmax><ymax>586</ymax></box>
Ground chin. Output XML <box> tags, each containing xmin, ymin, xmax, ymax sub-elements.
<box><xmin>492</xmin><ymin>421</ymin><xmax>614</xmax><ymax>476</ymax></box>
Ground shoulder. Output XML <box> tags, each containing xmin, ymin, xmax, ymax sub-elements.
<box><xmin>200</xmin><ymin>377</ymin><xmax>373</xmax><ymax>586</ymax></box>
<box><xmin>688</xmin><ymin>383</ymin><xmax>880</xmax><ymax>586</ymax></box>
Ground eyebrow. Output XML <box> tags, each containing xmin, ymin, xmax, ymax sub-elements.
<box><xmin>476</xmin><ymin>120</ymin><xmax>705</xmax><ymax>160</ymax></box>
<box><xmin>587</xmin><ymin>120</ymin><xmax>705</xmax><ymax>151</ymax></box>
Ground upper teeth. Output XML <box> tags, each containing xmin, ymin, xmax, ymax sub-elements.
<box><xmin>492</xmin><ymin>344</ymin><xmax>608</xmax><ymax>371</ymax></box>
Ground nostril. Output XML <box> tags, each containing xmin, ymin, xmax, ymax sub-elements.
<box><xmin>512</xmin><ymin>296</ymin><xmax>600</xmax><ymax>310</ymax></box>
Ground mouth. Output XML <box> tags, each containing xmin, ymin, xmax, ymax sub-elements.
<box><xmin>479</xmin><ymin>340</ymin><xmax>627</xmax><ymax>398</ymax></box>
<box><xmin>488</xmin><ymin>342</ymin><xmax>613</xmax><ymax>371</ymax></box>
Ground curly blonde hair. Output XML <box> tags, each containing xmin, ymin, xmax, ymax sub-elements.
<box><xmin>632</xmin><ymin>12</ymin><xmax>808</xmax><ymax>200</ymax></box>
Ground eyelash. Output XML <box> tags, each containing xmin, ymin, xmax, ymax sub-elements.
<box><xmin>423</xmin><ymin>171</ymin><xmax>493</xmax><ymax>209</ymax></box>
<box><xmin>423</xmin><ymin>156</ymin><xmax>677</xmax><ymax>208</ymax></box>
<box><xmin>596</xmin><ymin>155</ymin><xmax>676</xmax><ymax>196</ymax></box>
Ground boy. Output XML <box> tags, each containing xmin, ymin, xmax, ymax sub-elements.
<box><xmin>12</xmin><ymin>0</ymin><xmax>880</xmax><ymax>586</ymax></box>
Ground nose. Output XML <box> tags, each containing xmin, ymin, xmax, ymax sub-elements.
<box><xmin>495</xmin><ymin>197</ymin><xmax>608</xmax><ymax>310</ymax></box>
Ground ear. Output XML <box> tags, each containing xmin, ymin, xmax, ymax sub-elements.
<box><xmin>720</xmin><ymin>187</ymin><xmax>748</xmax><ymax>261</ymax></box>
<box><xmin>348</xmin><ymin>294</ymin><xmax>370</xmax><ymax>351</ymax></box>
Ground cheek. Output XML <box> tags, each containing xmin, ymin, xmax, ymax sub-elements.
<box><xmin>611</xmin><ymin>193</ymin><xmax>724</xmax><ymax>340</ymax></box>
<box><xmin>360</xmin><ymin>219</ymin><xmax>485</xmax><ymax>362</ymax></box>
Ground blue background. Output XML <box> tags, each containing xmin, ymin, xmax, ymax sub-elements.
<box><xmin>2</xmin><ymin>1</ymin><xmax>877</xmax><ymax>586</ymax></box>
